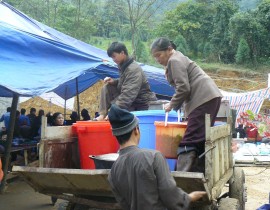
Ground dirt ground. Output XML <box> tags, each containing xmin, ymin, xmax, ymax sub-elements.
<box><xmin>0</xmin><ymin>166</ymin><xmax>269</xmax><ymax>210</ymax></box>
<box><xmin>0</xmin><ymin>176</ymin><xmax>68</xmax><ymax>210</ymax></box>
<box><xmin>242</xmin><ymin>166</ymin><xmax>270</xmax><ymax>210</ymax></box>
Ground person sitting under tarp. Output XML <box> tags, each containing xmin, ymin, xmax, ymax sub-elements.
<box><xmin>18</xmin><ymin>108</ymin><xmax>31</xmax><ymax>139</ymax></box>
<box><xmin>233</xmin><ymin>124</ymin><xmax>246</xmax><ymax>138</ymax></box>
<box><xmin>94</xmin><ymin>42</ymin><xmax>157</xmax><ymax>121</ymax></box>
<box><xmin>0</xmin><ymin>107</ymin><xmax>11</xmax><ymax>134</ymax></box>
<box><xmin>51</xmin><ymin>112</ymin><xmax>64</xmax><ymax>126</ymax></box>
<box><xmin>81</xmin><ymin>109</ymin><xmax>91</xmax><ymax>121</ymax></box>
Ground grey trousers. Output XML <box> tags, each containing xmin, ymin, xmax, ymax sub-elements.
<box><xmin>99</xmin><ymin>84</ymin><xmax>148</xmax><ymax>116</ymax></box>
<box><xmin>99</xmin><ymin>84</ymin><xmax>120</xmax><ymax>116</ymax></box>
<box><xmin>176</xmin><ymin>151</ymin><xmax>205</xmax><ymax>173</ymax></box>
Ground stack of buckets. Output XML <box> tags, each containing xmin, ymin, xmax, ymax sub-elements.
<box><xmin>72</xmin><ymin>121</ymin><xmax>119</xmax><ymax>169</ymax></box>
<box><xmin>72</xmin><ymin>110</ymin><xmax>187</xmax><ymax>171</ymax></box>
<box><xmin>132</xmin><ymin>110</ymin><xmax>187</xmax><ymax>171</ymax></box>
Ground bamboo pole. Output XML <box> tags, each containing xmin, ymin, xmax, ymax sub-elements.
<box><xmin>0</xmin><ymin>93</ymin><xmax>19</xmax><ymax>193</ymax></box>
<box><xmin>76</xmin><ymin>78</ymin><xmax>80</xmax><ymax>120</ymax></box>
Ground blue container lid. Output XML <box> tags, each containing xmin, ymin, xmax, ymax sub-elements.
<box><xmin>131</xmin><ymin>110</ymin><xmax>179</xmax><ymax>124</ymax></box>
<box><xmin>132</xmin><ymin>110</ymin><xmax>178</xmax><ymax>117</ymax></box>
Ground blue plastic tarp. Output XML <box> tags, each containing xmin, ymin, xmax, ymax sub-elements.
<box><xmin>0</xmin><ymin>1</ymin><xmax>174</xmax><ymax>100</ymax></box>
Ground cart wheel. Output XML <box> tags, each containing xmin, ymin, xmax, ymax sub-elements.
<box><xmin>229</xmin><ymin>167</ymin><xmax>247</xmax><ymax>210</ymax></box>
<box><xmin>218</xmin><ymin>198</ymin><xmax>240</xmax><ymax>210</ymax></box>
<box><xmin>51</xmin><ymin>196</ymin><xmax>57</xmax><ymax>206</ymax></box>
<box><xmin>66</xmin><ymin>201</ymin><xmax>76</xmax><ymax>210</ymax></box>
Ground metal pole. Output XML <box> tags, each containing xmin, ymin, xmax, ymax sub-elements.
<box><xmin>64</xmin><ymin>86</ymin><xmax>67</xmax><ymax>121</ymax></box>
<box><xmin>268</xmin><ymin>73</ymin><xmax>270</xmax><ymax>87</ymax></box>
<box><xmin>0</xmin><ymin>93</ymin><xmax>19</xmax><ymax>193</ymax></box>
<box><xmin>76</xmin><ymin>78</ymin><xmax>80</xmax><ymax>120</ymax></box>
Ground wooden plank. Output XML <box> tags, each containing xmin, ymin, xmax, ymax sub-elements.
<box><xmin>44</xmin><ymin>126</ymin><xmax>73</xmax><ymax>140</ymax></box>
<box><xmin>205</xmin><ymin>114</ymin><xmax>213</xmax><ymax>200</ymax></box>
<box><xmin>218</xmin><ymin>140</ymin><xmax>223</xmax><ymax>178</ymax></box>
<box><xmin>224</xmin><ymin>137</ymin><xmax>229</xmax><ymax>171</ymax></box>
<box><xmin>14</xmin><ymin>166</ymin><xmax>211</xmax><ymax>203</ymax></box>
<box><xmin>40</xmin><ymin>116</ymin><xmax>47</xmax><ymax>140</ymax></box>
<box><xmin>213</xmin><ymin>140</ymin><xmax>220</xmax><ymax>184</ymax></box>
<box><xmin>40</xmin><ymin>116</ymin><xmax>73</xmax><ymax>140</ymax></box>
<box><xmin>172</xmin><ymin>171</ymin><xmax>211</xmax><ymax>203</ymax></box>
<box><xmin>39</xmin><ymin>140</ymin><xmax>44</xmax><ymax>168</ymax></box>
<box><xmin>211</xmin><ymin>168</ymin><xmax>233</xmax><ymax>199</ymax></box>
<box><xmin>228</xmin><ymin>135</ymin><xmax>233</xmax><ymax>168</ymax></box>
<box><xmin>14</xmin><ymin>166</ymin><xmax>113</xmax><ymax>196</ymax></box>
<box><xmin>210</xmin><ymin>124</ymin><xmax>230</xmax><ymax>142</ymax></box>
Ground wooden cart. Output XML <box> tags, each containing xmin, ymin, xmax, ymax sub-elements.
<box><xmin>13</xmin><ymin>114</ymin><xmax>246</xmax><ymax>210</ymax></box>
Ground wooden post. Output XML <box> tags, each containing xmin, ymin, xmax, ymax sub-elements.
<box><xmin>0</xmin><ymin>93</ymin><xmax>19</xmax><ymax>193</ymax></box>
<box><xmin>39</xmin><ymin>116</ymin><xmax>47</xmax><ymax>168</ymax></box>
<box><xmin>76</xmin><ymin>78</ymin><xmax>80</xmax><ymax>120</ymax></box>
<box><xmin>204</xmin><ymin>114</ymin><xmax>213</xmax><ymax>199</ymax></box>
<box><xmin>64</xmin><ymin>86</ymin><xmax>67</xmax><ymax>121</ymax></box>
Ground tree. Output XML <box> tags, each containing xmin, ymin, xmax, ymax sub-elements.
<box><xmin>174</xmin><ymin>35</ymin><xmax>188</xmax><ymax>55</ymax></box>
<box><xmin>229</xmin><ymin>11</ymin><xmax>266</xmax><ymax>65</ymax></box>
<box><xmin>125</xmin><ymin>0</ymin><xmax>173</xmax><ymax>59</ymax></box>
<box><xmin>135</xmin><ymin>41</ymin><xmax>148</xmax><ymax>63</ymax></box>
<box><xmin>210</xmin><ymin>0</ymin><xmax>238</xmax><ymax>63</ymax></box>
<box><xmin>235</xmin><ymin>38</ymin><xmax>250</xmax><ymax>64</ymax></box>
<box><xmin>155</xmin><ymin>1</ymin><xmax>215</xmax><ymax>56</ymax></box>
<box><xmin>203</xmin><ymin>42</ymin><xmax>211</xmax><ymax>60</ymax></box>
<box><xmin>254</xmin><ymin>0</ymin><xmax>270</xmax><ymax>60</ymax></box>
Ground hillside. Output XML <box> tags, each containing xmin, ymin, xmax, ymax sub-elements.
<box><xmin>70</xmin><ymin>68</ymin><xmax>269</xmax><ymax>119</ymax></box>
<box><xmin>18</xmin><ymin>68</ymin><xmax>269</xmax><ymax>120</ymax></box>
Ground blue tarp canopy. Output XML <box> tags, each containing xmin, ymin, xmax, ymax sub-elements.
<box><xmin>0</xmin><ymin>1</ymin><xmax>174</xmax><ymax>100</ymax></box>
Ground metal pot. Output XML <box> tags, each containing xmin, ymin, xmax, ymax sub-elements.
<box><xmin>89</xmin><ymin>153</ymin><xmax>119</xmax><ymax>169</ymax></box>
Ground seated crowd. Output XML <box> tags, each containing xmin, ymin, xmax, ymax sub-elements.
<box><xmin>0</xmin><ymin>107</ymin><xmax>95</xmax><ymax>140</ymax></box>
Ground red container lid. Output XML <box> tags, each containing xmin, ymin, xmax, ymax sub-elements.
<box><xmin>72</xmin><ymin>121</ymin><xmax>113</xmax><ymax>133</ymax></box>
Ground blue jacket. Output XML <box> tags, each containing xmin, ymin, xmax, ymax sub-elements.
<box><xmin>0</xmin><ymin>112</ymin><xmax>10</xmax><ymax>130</ymax></box>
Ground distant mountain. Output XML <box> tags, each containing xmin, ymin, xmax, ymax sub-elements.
<box><xmin>239</xmin><ymin>0</ymin><xmax>262</xmax><ymax>11</ymax></box>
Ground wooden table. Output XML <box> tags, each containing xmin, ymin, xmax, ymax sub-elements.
<box><xmin>10</xmin><ymin>145</ymin><xmax>37</xmax><ymax>165</ymax></box>
<box><xmin>0</xmin><ymin>144</ymin><xmax>37</xmax><ymax>166</ymax></box>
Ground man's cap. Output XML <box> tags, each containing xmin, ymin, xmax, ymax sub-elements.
<box><xmin>108</xmin><ymin>104</ymin><xmax>139</xmax><ymax>136</ymax></box>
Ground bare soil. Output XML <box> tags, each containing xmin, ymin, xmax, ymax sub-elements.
<box><xmin>242</xmin><ymin>166</ymin><xmax>270</xmax><ymax>210</ymax></box>
<box><xmin>19</xmin><ymin>69</ymin><xmax>270</xmax><ymax>118</ymax></box>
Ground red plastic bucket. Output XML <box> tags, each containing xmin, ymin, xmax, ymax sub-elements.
<box><xmin>246</xmin><ymin>127</ymin><xmax>257</xmax><ymax>141</ymax></box>
<box><xmin>155</xmin><ymin>122</ymin><xmax>187</xmax><ymax>158</ymax></box>
<box><xmin>72</xmin><ymin>121</ymin><xmax>119</xmax><ymax>169</ymax></box>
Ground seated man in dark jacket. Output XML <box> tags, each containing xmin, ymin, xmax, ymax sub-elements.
<box><xmin>108</xmin><ymin>104</ymin><xmax>206</xmax><ymax>210</ymax></box>
<box><xmin>95</xmin><ymin>42</ymin><xmax>156</xmax><ymax>121</ymax></box>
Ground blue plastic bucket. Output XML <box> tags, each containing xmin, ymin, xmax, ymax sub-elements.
<box><xmin>132</xmin><ymin>110</ymin><xmax>178</xmax><ymax>149</ymax></box>
<box><xmin>166</xmin><ymin>158</ymin><xmax>177</xmax><ymax>171</ymax></box>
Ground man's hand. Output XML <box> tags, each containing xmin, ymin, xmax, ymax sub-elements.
<box><xmin>164</xmin><ymin>103</ymin><xmax>172</xmax><ymax>112</ymax></box>
<box><xmin>188</xmin><ymin>191</ymin><xmax>207</xmax><ymax>202</ymax></box>
<box><xmin>104</xmin><ymin>77</ymin><xmax>114</xmax><ymax>84</ymax></box>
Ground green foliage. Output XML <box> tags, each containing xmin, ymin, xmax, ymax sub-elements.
<box><xmin>229</xmin><ymin>10</ymin><xmax>267</xmax><ymax>65</ymax></box>
<box><xmin>210</xmin><ymin>0</ymin><xmax>239</xmax><ymax>63</ymax></box>
<box><xmin>155</xmin><ymin>1</ymin><xmax>215</xmax><ymax>56</ymax></box>
<box><xmin>135</xmin><ymin>41</ymin><xmax>148</xmax><ymax>63</ymax></box>
<box><xmin>174</xmin><ymin>35</ymin><xmax>188</xmax><ymax>55</ymax></box>
<box><xmin>235</xmin><ymin>38</ymin><xmax>251</xmax><ymax>64</ymax></box>
<box><xmin>4</xmin><ymin>0</ymin><xmax>270</xmax><ymax>69</ymax></box>
<box><xmin>203</xmin><ymin>42</ymin><xmax>211</xmax><ymax>59</ymax></box>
